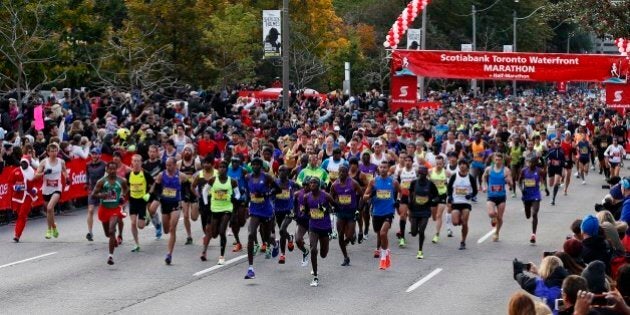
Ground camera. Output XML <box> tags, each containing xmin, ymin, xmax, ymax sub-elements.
<box><xmin>543</xmin><ymin>251</ymin><xmax>557</xmax><ymax>258</ymax></box>
<box><xmin>554</xmin><ymin>298</ymin><xmax>564</xmax><ymax>311</ymax></box>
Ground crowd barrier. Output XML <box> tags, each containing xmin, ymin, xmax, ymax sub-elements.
<box><xmin>0</xmin><ymin>153</ymin><xmax>120</xmax><ymax>211</ymax></box>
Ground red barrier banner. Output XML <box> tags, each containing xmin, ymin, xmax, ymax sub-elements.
<box><xmin>606</xmin><ymin>84</ymin><xmax>630</xmax><ymax>110</ymax></box>
<box><xmin>0</xmin><ymin>158</ymin><xmax>91</xmax><ymax>211</ymax></box>
<box><xmin>60</xmin><ymin>158</ymin><xmax>88</xmax><ymax>203</ymax></box>
<box><xmin>390</xmin><ymin>74</ymin><xmax>418</xmax><ymax>112</ymax></box>
<box><xmin>391</xmin><ymin>50</ymin><xmax>627</xmax><ymax>82</ymax></box>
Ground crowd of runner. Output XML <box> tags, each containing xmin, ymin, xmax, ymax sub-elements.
<box><xmin>1</xmin><ymin>86</ymin><xmax>630</xmax><ymax>299</ymax></box>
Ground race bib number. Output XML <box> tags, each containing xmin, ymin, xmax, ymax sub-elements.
<box><xmin>162</xmin><ymin>188</ymin><xmax>177</xmax><ymax>198</ymax></box>
<box><xmin>455</xmin><ymin>187</ymin><xmax>468</xmax><ymax>196</ymax></box>
<box><xmin>490</xmin><ymin>185</ymin><xmax>504</xmax><ymax>192</ymax></box>
<box><xmin>46</xmin><ymin>179</ymin><xmax>59</xmax><ymax>187</ymax></box>
<box><xmin>601</xmin><ymin>142</ymin><xmax>608</xmax><ymax>148</ymax></box>
<box><xmin>213</xmin><ymin>190</ymin><xmax>229</xmax><ymax>201</ymax></box>
<box><xmin>310</xmin><ymin>208</ymin><xmax>325</xmax><ymax>219</ymax></box>
<box><xmin>251</xmin><ymin>196</ymin><xmax>265</xmax><ymax>203</ymax></box>
<box><xmin>103</xmin><ymin>190</ymin><xmax>118</xmax><ymax>202</ymax></box>
<box><xmin>376</xmin><ymin>190</ymin><xmax>391</xmax><ymax>200</ymax></box>
<box><xmin>523</xmin><ymin>179</ymin><xmax>536</xmax><ymax>188</ymax></box>
<box><xmin>338</xmin><ymin>195</ymin><xmax>352</xmax><ymax>205</ymax></box>
<box><xmin>131</xmin><ymin>184</ymin><xmax>144</xmax><ymax>194</ymax></box>
<box><xmin>415</xmin><ymin>196</ymin><xmax>429</xmax><ymax>205</ymax></box>
<box><xmin>580</xmin><ymin>147</ymin><xmax>588</xmax><ymax>154</ymax></box>
<box><xmin>433</xmin><ymin>179</ymin><xmax>445</xmax><ymax>189</ymax></box>
<box><xmin>401</xmin><ymin>181</ymin><xmax>411</xmax><ymax>189</ymax></box>
<box><xmin>276</xmin><ymin>190</ymin><xmax>290</xmax><ymax>200</ymax></box>
<box><xmin>14</xmin><ymin>183</ymin><xmax>25</xmax><ymax>191</ymax></box>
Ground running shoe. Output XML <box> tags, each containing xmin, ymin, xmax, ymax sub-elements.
<box><xmin>331</xmin><ymin>231</ymin><xmax>338</xmax><ymax>239</ymax></box>
<box><xmin>363</xmin><ymin>233</ymin><xmax>369</xmax><ymax>241</ymax></box>
<box><xmin>244</xmin><ymin>268</ymin><xmax>256</xmax><ymax>279</ymax></box>
<box><xmin>492</xmin><ymin>234</ymin><xmax>499</xmax><ymax>242</ymax></box>
<box><xmin>357</xmin><ymin>233</ymin><xmax>364</xmax><ymax>244</ymax></box>
<box><xmin>287</xmin><ymin>235</ymin><xmax>295</xmax><ymax>252</ymax></box>
<box><xmin>232</xmin><ymin>243</ymin><xmax>243</xmax><ymax>252</ymax></box>
<box><xmin>272</xmin><ymin>240</ymin><xmax>279</xmax><ymax>258</ymax></box>
<box><xmin>185</xmin><ymin>237</ymin><xmax>193</xmax><ymax>245</ymax></box>
<box><xmin>582</xmin><ymin>180</ymin><xmax>586</xmax><ymax>185</ymax></box>
<box><xmin>379</xmin><ymin>258</ymin><xmax>386</xmax><ymax>270</ymax></box>
<box><xmin>131</xmin><ymin>245</ymin><xmax>140</xmax><ymax>252</ymax></box>
<box><xmin>490</xmin><ymin>217</ymin><xmax>497</xmax><ymax>227</ymax></box>
<box><xmin>45</xmin><ymin>229</ymin><xmax>52</xmax><ymax>239</ymax></box>
<box><xmin>511</xmin><ymin>192</ymin><xmax>516</xmax><ymax>198</ymax></box>
<box><xmin>341</xmin><ymin>257</ymin><xmax>350</xmax><ymax>266</ymax></box>
<box><xmin>165</xmin><ymin>254</ymin><xmax>172</xmax><ymax>265</ymax></box>
<box><xmin>385</xmin><ymin>250</ymin><xmax>391</xmax><ymax>268</ymax></box>
<box><xmin>398</xmin><ymin>238</ymin><xmax>406</xmax><ymax>248</ymax></box>
<box><xmin>301</xmin><ymin>249</ymin><xmax>310</xmax><ymax>267</ymax></box>
<box><xmin>417</xmin><ymin>251</ymin><xmax>424</xmax><ymax>259</ymax></box>
<box><xmin>200</xmin><ymin>252</ymin><xmax>207</xmax><ymax>261</ymax></box>
<box><xmin>530</xmin><ymin>234</ymin><xmax>536</xmax><ymax>244</ymax></box>
<box><xmin>545</xmin><ymin>188</ymin><xmax>550</xmax><ymax>196</ymax></box>
<box><xmin>117</xmin><ymin>235</ymin><xmax>123</xmax><ymax>246</ymax></box>
<box><xmin>52</xmin><ymin>227</ymin><xmax>59</xmax><ymax>238</ymax></box>
<box><xmin>260</xmin><ymin>242</ymin><xmax>267</xmax><ymax>253</ymax></box>
<box><xmin>432</xmin><ymin>234</ymin><xmax>439</xmax><ymax>244</ymax></box>
<box><xmin>471</xmin><ymin>196</ymin><xmax>478</xmax><ymax>203</ymax></box>
<box><xmin>253</xmin><ymin>243</ymin><xmax>260</xmax><ymax>256</ymax></box>
<box><xmin>86</xmin><ymin>233</ymin><xmax>93</xmax><ymax>242</ymax></box>
<box><xmin>310</xmin><ymin>277</ymin><xmax>319</xmax><ymax>287</ymax></box>
<box><xmin>279</xmin><ymin>255</ymin><xmax>286</xmax><ymax>264</ymax></box>
<box><xmin>107</xmin><ymin>257</ymin><xmax>114</xmax><ymax>265</ymax></box>
<box><xmin>218</xmin><ymin>257</ymin><xmax>225</xmax><ymax>265</ymax></box>
<box><xmin>447</xmin><ymin>229</ymin><xmax>453</xmax><ymax>237</ymax></box>
<box><xmin>373</xmin><ymin>249</ymin><xmax>380</xmax><ymax>258</ymax></box>
<box><xmin>265</xmin><ymin>246</ymin><xmax>273</xmax><ymax>259</ymax></box>
<box><xmin>551</xmin><ymin>200</ymin><xmax>555</xmax><ymax>206</ymax></box>
<box><xmin>13</xmin><ymin>237</ymin><xmax>19</xmax><ymax>243</ymax></box>
<box><xmin>155</xmin><ymin>223</ymin><xmax>163</xmax><ymax>239</ymax></box>
<box><xmin>459</xmin><ymin>242</ymin><xmax>466</xmax><ymax>250</ymax></box>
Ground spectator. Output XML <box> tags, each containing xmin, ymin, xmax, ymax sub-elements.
<box><xmin>508</xmin><ymin>291</ymin><xmax>536</xmax><ymax>315</ymax></box>
<box><xmin>558</xmin><ymin>275</ymin><xmax>588</xmax><ymax>315</ymax></box>
<box><xmin>580</xmin><ymin>215</ymin><xmax>612</xmax><ymax>274</ymax></box>
<box><xmin>514</xmin><ymin>256</ymin><xmax>568</xmax><ymax>313</ymax></box>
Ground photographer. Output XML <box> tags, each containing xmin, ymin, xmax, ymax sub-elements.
<box><xmin>558</xmin><ymin>275</ymin><xmax>588</xmax><ymax>314</ymax></box>
<box><xmin>513</xmin><ymin>255</ymin><xmax>568</xmax><ymax>313</ymax></box>
<box><xmin>596</xmin><ymin>176</ymin><xmax>623</xmax><ymax>220</ymax></box>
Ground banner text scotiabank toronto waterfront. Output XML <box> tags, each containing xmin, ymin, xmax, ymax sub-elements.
<box><xmin>440</xmin><ymin>54</ymin><xmax>580</xmax><ymax>66</ymax></box>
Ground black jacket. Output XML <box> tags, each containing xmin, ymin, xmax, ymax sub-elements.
<box><xmin>581</xmin><ymin>235</ymin><xmax>612</xmax><ymax>274</ymax></box>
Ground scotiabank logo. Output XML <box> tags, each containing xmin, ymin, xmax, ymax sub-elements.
<box><xmin>614</xmin><ymin>91</ymin><xmax>623</xmax><ymax>102</ymax></box>
<box><xmin>71</xmin><ymin>171</ymin><xmax>87</xmax><ymax>185</ymax></box>
<box><xmin>399</xmin><ymin>86</ymin><xmax>409</xmax><ymax>97</ymax></box>
<box><xmin>0</xmin><ymin>184</ymin><xmax>8</xmax><ymax>196</ymax></box>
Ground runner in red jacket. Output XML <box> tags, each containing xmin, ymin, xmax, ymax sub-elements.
<box><xmin>10</xmin><ymin>155</ymin><xmax>38</xmax><ymax>242</ymax></box>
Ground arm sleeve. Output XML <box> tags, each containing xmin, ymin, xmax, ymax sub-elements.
<box><xmin>515</xmin><ymin>273</ymin><xmax>537</xmax><ymax>294</ymax></box>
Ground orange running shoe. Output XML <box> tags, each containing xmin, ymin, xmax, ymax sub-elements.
<box><xmin>260</xmin><ymin>242</ymin><xmax>267</xmax><ymax>253</ymax></box>
<box><xmin>232</xmin><ymin>243</ymin><xmax>243</xmax><ymax>252</ymax></box>
<box><xmin>385</xmin><ymin>251</ymin><xmax>391</xmax><ymax>269</ymax></box>
<box><xmin>379</xmin><ymin>258</ymin><xmax>386</xmax><ymax>270</ymax></box>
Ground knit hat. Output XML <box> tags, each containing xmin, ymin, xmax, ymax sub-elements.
<box><xmin>581</xmin><ymin>215</ymin><xmax>599</xmax><ymax>236</ymax></box>
<box><xmin>581</xmin><ymin>261</ymin><xmax>608</xmax><ymax>294</ymax></box>
<box><xmin>563</xmin><ymin>238</ymin><xmax>583</xmax><ymax>258</ymax></box>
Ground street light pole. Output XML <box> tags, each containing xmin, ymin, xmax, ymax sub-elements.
<box><xmin>281</xmin><ymin>0</ymin><xmax>290</xmax><ymax>110</ymax></box>
<box><xmin>512</xmin><ymin>10</ymin><xmax>517</xmax><ymax>98</ymax></box>
<box><xmin>471</xmin><ymin>5</ymin><xmax>477</xmax><ymax>97</ymax></box>
<box><xmin>418</xmin><ymin>7</ymin><xmax>427</xmax><ymax>99</ymax></box>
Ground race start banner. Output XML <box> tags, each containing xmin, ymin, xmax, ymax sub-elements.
<box><xmin>262</xmin><ymin>10</ymin><xmax>282</xmax><ymax>59</ymax></box>
<box><xmin>392</xmin><ymin>50</ymin><xmax>626</xmax><ymax>82</ymax></box>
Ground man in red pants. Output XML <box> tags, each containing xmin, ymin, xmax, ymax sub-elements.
<box><xmin>10</xmin><ymin>155</ymin><xmax>38</xmax><ymax>242</ymax></box>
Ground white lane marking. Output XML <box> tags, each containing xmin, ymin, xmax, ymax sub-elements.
<box><xmin>0</xmin><ymin>252</ymin><xmax>57</xmax><ymax>270</ymax></box>
<box><xmin>477</xmin><ymin>229</ymin><xmax>496</xmax><ymax>244</ymax></box>
<box><xmin>406</xmin><ymin>268</ymin><xmax>443</xmax><ymax>293</ymax></box>
<box><xmin>193</xmin><ymin>254</ymin><xmax>247</xmax><ymax>277</ymax></box>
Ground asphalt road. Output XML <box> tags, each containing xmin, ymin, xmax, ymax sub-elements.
<box><xmin>0</xmin><ymin>168</ymin><xmax>617</xmax><ymax>315</ymax></box>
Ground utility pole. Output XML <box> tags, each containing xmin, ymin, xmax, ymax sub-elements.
<box><xmin>282</xmin><ymin>0</ymin><xmax>290</xmax><ymax>110</ymax></box>
<box><xmin>470</xmin><ymin>4</ymin><xmax>477</xmax><ymax>97</ymax></box>
<box><xmin>418</xmin><ymin>7</ymin><xmax>427</xmax><ymax>99</ymax></box>
<box><xmin>512</xmin><ymin>10</ymin><xmax>517</xmax><ymax>98</ymax></box>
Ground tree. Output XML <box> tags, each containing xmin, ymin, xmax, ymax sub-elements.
<box><xmin>544</xmin><ymin>0</ymin><xmax>630</xmax><ymax>39</ymax></box>
<box><xmin>203</xmin><ymin>3</ymin><xmax>258</xmax><ymax>88</ymax></box>
<box><xmin>88</xmin><ymin>22</ymin><xmax>178</xmax><ymax>93</ymax></box>
<box><xmin>0</xmin><ymin>0</ymin><xmax>66</xmax><ymax>103</ymax></box>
